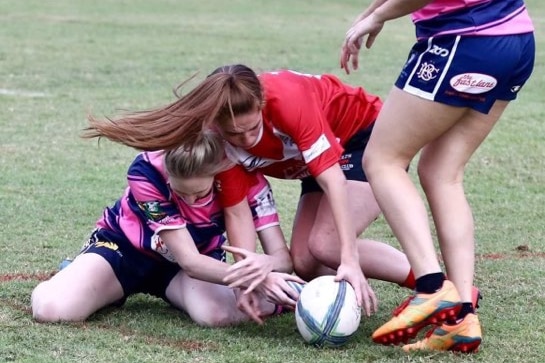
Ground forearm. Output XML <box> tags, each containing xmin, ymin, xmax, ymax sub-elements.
<box><xmin>326</xmin><ymin>185</ymin><xmax>358</xmax><ymax>264</ymax></box>
<box><xmin>181</xmin><ymin>254</ymin><xmax>233</xmax><ymax>285</ymax></box>
<box><xmin>258</xmin><ymin>226</ymin><xmax>293</xmax><ymax>273</ymax></box>
<box><xmin>372</xmin><ymin>0</ymin><xmax>434</xmax><ymax>22</ymax></box>
<box><xmin>225</xmin><ymin>201</ymin><xmax>258</xmax><ymax>261</ymax></box>
<box><xmin>357</xmin><ymin>0</ymin><xmax>389</xmax><ymax>20</ymax></box>
<box><xmin>267</xmin><ymin>252</ymin><xmax>293</xmax><ymax>273</ymax></box>
<box><xmin>161</xmin><ymin>228</ymin><xmax>244</xmax><ymax>286</ymax></box>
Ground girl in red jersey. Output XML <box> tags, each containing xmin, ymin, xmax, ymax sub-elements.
<box><xmin>83</xmin><ymin>65</ymin><xmax>417</xmax><ymax>317</ymax></box>
<box><xmin>341</xmin><ymin>0</ymin><xmax>535</xmax><ymax>353</ymax></box>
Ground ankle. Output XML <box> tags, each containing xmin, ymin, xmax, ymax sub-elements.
<box><xmin>415</xmin><ymin>272</ymin><xmax>446</xmax><ymax>294</ymax></box>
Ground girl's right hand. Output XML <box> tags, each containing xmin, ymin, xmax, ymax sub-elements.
<box><xmin>340</xmin><ymin>12</ymin><xmax>385</xmax><ymax>74</ymax></box>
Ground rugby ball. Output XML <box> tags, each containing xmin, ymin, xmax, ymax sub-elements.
<box><xmin>295</xmin><ymin>275</ymin><xmax>361</xmax><ymax>348</ymax></box>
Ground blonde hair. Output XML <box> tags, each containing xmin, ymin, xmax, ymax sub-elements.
<box><xmin>163</xmin><ymin>132</ymin><xmax>232</xmax><ymax>178</ymax></box>
<box><xmin>82</xmin><ymin>64</ymin><xmax>263</xmax><ymax>151</ymax></box>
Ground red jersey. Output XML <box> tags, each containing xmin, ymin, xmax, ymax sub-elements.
<box><xmin>223</xmin><ymin>70</ymin><xmax>382</xmax><ymax>179</ymax></box>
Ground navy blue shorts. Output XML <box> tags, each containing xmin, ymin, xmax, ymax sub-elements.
<box><xmin>78</xmin><ymin>228</ymin><xmax>225</xmax><ymax>303</ymax></box>
<box><xmin>301</xmin><ymin>124</ymin><xmax>373</xmax><ymax>195</ymax></box>
<box><xmin>395</xmin><ymin>33</ymin><xmax>535</xmax><ymax>114</ymax></box>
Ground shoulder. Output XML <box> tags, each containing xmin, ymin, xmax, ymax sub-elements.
<box><xmin>127</xmin><ymin>151</ymin><xmax>169</xmax><ymax>196</ymax></box>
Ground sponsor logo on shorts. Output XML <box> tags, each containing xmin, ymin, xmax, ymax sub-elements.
<box><xmin>95</xmin><ymin>241</ymin><xmax>119</xmax><ymax>251</ymax></box>
<box><xmin>416</xmin><ymin>62</ymin><xmax>440</xmax><ymax>81</ymax></box>
<box><xmin>428</xmin><ymin>45</ymin><xmax>449</xmax><ymax>57</ymax></box>
<box><xmin>449</xmin><ymin>73</ymin><xmax>497</xmax><ymax>94</ymax></box>
<box><xmin>339</xmin><ymin>153</ymin><xmax>353</xmax><ymax>171</ymax></box>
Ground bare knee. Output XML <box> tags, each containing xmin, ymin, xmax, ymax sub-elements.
<box><xmin>189</xmin><ymin>304</ymin><xmax>239</xmax><ymax>328</ymax></box>
<box><xmin>31</xmin><ymin>282</ymin><xmax>67</xmax><ymax>323</ymax></box>
<box><xmin>418</xmin><ymin>158</ymin><xmax>463</xmax><ymax>195</ymax></box>
<box><xmin>290</xmin><ymin>246</ymin><xmax>322</xmax><ymax>281</ymax></box>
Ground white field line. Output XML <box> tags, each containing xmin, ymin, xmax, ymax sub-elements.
<box><xmin>0</xmin><ymin>88</ymin><xmax>48</xmax><ymax>98</ymax></box>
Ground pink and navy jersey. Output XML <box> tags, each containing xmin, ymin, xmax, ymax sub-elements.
<box><xmin>96</xmin><ymin>151</ymin><xmax>279</xmax><ymax>262</ymax></box>
<box><xmin>412</xmin><ymin>0</ymin><xmax>534</xmax><ymax>39</ymax></box>
<box><xmin>223</xmin><ymin>70</ymin><xmax>382</xmax><ymax>180</ymax></box>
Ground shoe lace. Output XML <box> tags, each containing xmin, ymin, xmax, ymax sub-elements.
<box><xmin>393</xmin><ymin>295</ymin><xmax>415</xmax><ymax>316</ymax></box>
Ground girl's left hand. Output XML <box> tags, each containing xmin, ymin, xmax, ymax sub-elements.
<box><xmin>234</xmin><ymin>288</ymin><xmax>265</xmax><ymax>325</ymax></box>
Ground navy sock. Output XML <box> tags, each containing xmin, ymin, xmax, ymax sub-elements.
<box><xmin>415</xmin><ymin>272</ymin><xmax>445</xmax><ymax>294</ymax></box>
<box><xmin>457</xmin><ymin>302</ymin><xmax>474</xmax><ymax>320</ymax></box>
<box><xmin>445</xmin><ymin>302</ymin><xmax>474</xmax><ymax>325</ymax></box>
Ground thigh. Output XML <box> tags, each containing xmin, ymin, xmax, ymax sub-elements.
<box><xmin>311</xmin><ymin>180</ymin><xmax>380</xmax><ymax>239</ymax></box>
<box><xmin>419</xmin><ymin>100</ymin><xmax>510</xmax><ymax>183</ymax></box>
<box><xmin>366</xmin><ymin>86</ymin><xmax>468</xmax><ymax>167</ymax></box>
<box><xmin>32</xmin><ymin>253</ymin><xmax>124</xmax><ymax>318</ymax></box>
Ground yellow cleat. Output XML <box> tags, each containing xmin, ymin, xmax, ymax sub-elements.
<box><xmin>372</xmin><ymin>280</ymin><xmax>462</xmax><ymax>345</ymax></box>
<box><xmin>402</xmin><ymin>313</ymin><xmax>482</xmax><ymax>353</ymax></box>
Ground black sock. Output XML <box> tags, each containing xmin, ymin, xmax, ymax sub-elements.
<box><xmin>445</xmin><ymin>303</ymin><xmax>474</xmax><ymax>325</ymax></box>
<box><xmin>457</xmin><ymin>303</ymin><xmax>474</xmax><ymax>320</ymax></box>
<box><xmin>415</xmin><ymin>272</ymin><xmax>445</xmax><ymax>294</ymax></box>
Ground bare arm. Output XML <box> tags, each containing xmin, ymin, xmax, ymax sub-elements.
<box><xmin>341</xmin><ymin>0</ymin><xmax>434</xmax><ymax>73</ymax></box>
<box><xmin>315</xmin><ymin>165</ymin><xmax>358</xmax><ymax>269</ymax></box>
<box><xmin>224</xmin><ymin>198</ymin><xmax>258</xmax><ymax>261</ymax></box>
<box><xmin>160</xmin><ymin>228</ymin><xmax>231</xmax><ymax>285</ymax></box>
<box><xmin>353</xmin><ymin>0</ymin><xmax>389</xmax><ymax>23</ymax></box>
<box><xmin>256</xmin><ymin>225</ymin><xmax>293</xmax><ymax>273</ymax></box>
<box><xmin>315</xmin><ymin>164</ymin><xmax>377</xmax><ymax>316</ymax></box>
<box><xmin>370</xmin><ymin>0</ymin><xmax>434</xmax><ymax>22</ymax></box>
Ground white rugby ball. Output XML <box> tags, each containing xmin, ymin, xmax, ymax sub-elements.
<box><xmin>295</xmin><ymin>275</ymin><xmax>361</xmax><ymax>348</ymax></box>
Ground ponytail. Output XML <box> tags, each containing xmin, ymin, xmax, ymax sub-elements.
<box><xmin>82</xmin><ymin>64</ymin><xmax>264</xmax><ymax>151</ymax></box>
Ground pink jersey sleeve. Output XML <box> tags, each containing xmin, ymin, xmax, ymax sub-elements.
<box><xmin>247</xmin><ymin>173</ymin><xmax>280</xmax><ymax>232</ymax></box>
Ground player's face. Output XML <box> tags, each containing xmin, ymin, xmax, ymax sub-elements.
<box><xmin>218</xmin><ymin>110</ymin><xmax>263</xmax><ymax>149</ymax></box>
<box><xmin>169</xmin><ymin>175</ymin><xmax>214</xmax><ymax>206</ymax></box>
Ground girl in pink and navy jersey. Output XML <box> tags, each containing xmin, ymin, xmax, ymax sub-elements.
<box><xmin>31</xmin><ymin>132</ymin><xmax>300</xmax><ymax>326</ymax></box>
<box><xmin>342</xmin><ymin>0</ymin><xmax>535</xmax><ymax>353</ymax></box>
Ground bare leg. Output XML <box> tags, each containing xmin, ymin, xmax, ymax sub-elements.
<box><xmin>165</xmin><ymin>270</ymin><xmax>276</xmax><ymax>327</ymax></box>
<box><xmin>31</xmin><ymin>253</ymin><xmax>124</xmax><ymax>322</ymax></box>
<box><xmin>419</xmin><ymin>100</ymin><xmax>509</xmax><ymax>302</ymax></box>
<box><xmin>363</xmin><ymin>87</ymin><xmax>470</xmax><ymax>279</ymax></box>
<box><xmin>291</xmin><ymin>181</ymin><xmax>412</xmax><ymax>284</ymax></box>
<box><xmin>290</xmin><ymin>191</ymin><xmax>337</xmax><ymax>281</ymax></box>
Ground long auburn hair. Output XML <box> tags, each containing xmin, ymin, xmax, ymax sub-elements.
<box><xmin>82</xmin><ymin>64</ymin><xmax>264</xmax><ymax>151</ymax></box>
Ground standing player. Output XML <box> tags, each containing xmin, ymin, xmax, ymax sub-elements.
<box><xmin>83</xmin><ymin>65</ymin><xmax>419</xmax><ymax>317</ymax></box>
<box><xmin>31</xmin><ymin>132</ymin><xmax>300</xmax><ymax>326</ymax></box>
<box><xmin>341</xmin><ymin>0</ymin><xmax>535</xmax><ymax>352</ymax></box>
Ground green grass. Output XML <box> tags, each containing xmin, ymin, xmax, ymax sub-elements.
<box><xmin>1</xmin><ymin>0</ymin><xmax>544</xmax><ymax>362</ymax></box>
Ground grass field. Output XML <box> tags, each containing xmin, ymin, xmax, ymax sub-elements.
<box><xmin>1</xmin><ymin>1</ymin><xmax>544</xmax><ymax>362</ymax></box>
